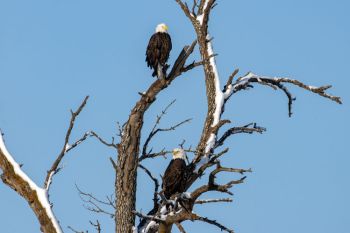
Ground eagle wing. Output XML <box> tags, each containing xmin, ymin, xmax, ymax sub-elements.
<box><xmin>146</xmin><ymin>32</ymin><xmax>172</xmax><ymax>74</ymax></box>
<box><xmin>159</xmin><ymin>33</ymin><xmax>172</xmax><ymax>65</ymax></box>
<box><xmin>162</xmin><ymin>159</ymin><xmax>186</xmax><ymax>199</ymax></box>
<box><xmin>146</xmin><ymin>33</ymin><xmax>161</xmax><ymax>69</ymax></box>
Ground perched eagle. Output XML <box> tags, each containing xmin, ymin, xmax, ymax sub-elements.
<box><xmin>146</xmin><ymin>23</ymin><xmax>172</xmax><ymax>78</ymax></box>
<box><xmin>162</xmin><ymin>148</ymin><xmax>187</xmax><ymax>199</ymax></box>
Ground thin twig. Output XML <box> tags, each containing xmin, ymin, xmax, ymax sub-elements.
<box><xmin>225</xmin><ymin>68</ymin><xmax>239</xmax><ymax>91</ymax></box>
<box><xmin>67</xmin><ymin>226</ymin><xmax>87</xmax><ymax>233</ymax></box>
<box><xmin>76</xmin><ymin>185</ymin><xmax>115</xmax><ymax>218</ymax></box>
<box><xmin>140</xmin><ymin>149</ymin><xmax>172</xmax><ymax>161</ymax></box>
<box><xmin>65</xmin><ymin>131</ymin><xmax>92</xmax><ymax>153</ymax></box>
<box><xmin>142</xmin><ymin>100</ymin><xmax>176</xmax><ymax>156</ymax></box>
<box><xmin>175</xmin><ymin>0</ymin><xmax>194</xmax><ymax>19</ymax></box>
<box><xmin>215</xmin><ymin>123</ymin><xmax>266</xmax><ymax>148</ymax></box>
<box><xmin>140</xmin><ymin>117</ymin><xmax>192</xmax><ymax>161</ymax></box>
<box><xmin>138</xmin><ymin>164</ymin><xmax>160</xmax><ymax>210</ymax></box>
<box><xmin>90</xmin><ymin>131</ymin><xmax>117</xmax><ymax>148</ymax></box>
<box><xmin>181</xmin><ymin>53</ymin><xmax>216</xmax><ymax>73</ymax></box>
<box><xmin>192</xmin><ymin>0</ymin><xmax>199</xmax><ymax>16</ymax></box>
<box><xmin>175</xmin><ymin>222</ymin><xmax>187</xmax><ymax>233</ymax></box>
<box><xmin>195</xmin><ymin>198</ymin><xmax>233</xmax><ymax>204</ymax></box>
<box><xmin>109</xmin><ymin>157</ymin><xmax>118</xmax><ymax>171</ymax></box>
<box><xmin>193</xmin><ymin>213</ymin><xmax>234</xmax><ymax>233</ymax></box>
<box><xmin>89</xmin><ymin>220</ymin><xmax>102</xmax><ymax>233</ymax></box>
<box><xmin>191</xmin><ymin>162</ymin><xmax>249</xmax><ymax>199</ymax></box>
<box><xmin>44</xmin><ymin>96</ymin><xmax>89</xmax><ymax>190</ymax></box>
<box><xmin>140</xmin><ymin>148</ymin><xmax>197</xmax><ymax>162</ymax></box>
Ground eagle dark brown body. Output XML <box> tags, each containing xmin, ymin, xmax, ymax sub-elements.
<box><xmin>162</xmin><ymin>158</ymin><xmax>187</xmax><ymax>199</ymax></box>
<box><xmin>146</xmin><ymin>32</ymin><xmax>172</xmax><ymax>77</ymax></box>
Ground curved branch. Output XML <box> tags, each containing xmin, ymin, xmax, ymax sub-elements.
<box><xmin>0</xmin><ymin>132</ymin><xmax>62</xmax><ymax>233</ymax></box>
<box><xmin>215</xmin><ymin>123</ymin><xmax>266</xmax><ymax>149</ymax></box>
<box><xmin>231</xmin><ymin>72</ymin><xmax>342</xmax><ymax>116</ymax></box>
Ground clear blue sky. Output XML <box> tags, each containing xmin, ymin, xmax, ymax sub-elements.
<box><xmin>0</xmin><ymin>1</ymin><xmax>349</xmax><ymax>233</ymax></box>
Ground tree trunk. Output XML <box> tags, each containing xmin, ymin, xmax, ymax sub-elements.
<box><xmin>114</xmin><ymin>45</ymin><xmax>195</xmax><ymax>233</ymax></box>
<box><xmin>115</xmin><ymin>113</ymin><xmax>142</xmax><ymax>233</ymax></box>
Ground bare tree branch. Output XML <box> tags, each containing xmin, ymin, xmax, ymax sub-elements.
<box><xmin>231</xmin><ymin>72</ymin><xmax>342</xmax><ymax>116</ymax></box>
<box><xmin>152</xmin><ymin>100</ymin><xmax>177</xmax><ymax>131</ymax></box>
<box><xmin>224</xmin><ymin>68</ymin><xmax>239</xmax><ymax>92</ymax></box>
<box><xmin>142</xmin><ymin>118</ymin><xmax>192</xmax><ymax>158</ymax></box>
<box><xmin>215</xmin><ymin>123</ymin><xmax>266</xmax><ymax>148</ymax></box>
<box><xmin>109</xmin><ymin>157</ymin><xmax>118</xmax><ymax>171</ymax></box>
<box><xmin>181</xmin><ymin>60</ymin><xmax>203</xmax><ymax>73</ymax></box>
<box><xmin>0</xmin><ymin>131</ymin><xmax>63</xmax><ymax>233</ymax></box>
<box><xmin>138</xmin><ymin>164</ymin><xmax>160</xmax><ymax>210</ymax></box>
<box><xmin>90</xmin><ymin>131</ymin><xmax>117</xmax><ymax>148</ymax></box>
<box><xmin>194</xmin><ymin>148</ymin><xmax>229</xmax><ymax>174</ymax></box>
<box><xmin>191</xmin><ymin>0</ymin><xmax>199</xmax><ymax>16</ymax></box>
<box><xmin>195</xmin><ymin>198</ymin><xmax>233</xmax><ymax>204</ymax></box>
<box><xmin>66</xmin><ymin>131</ymin><xmax>92</xmax><ymax>153</ymax></box>
<box><xmin>175</xmin><ymin>0</ymin><xmax>195</xmax><ymax>19</ymax></box>
<box><xmin>175</xmin><ymin>222</ymin><xmax>187</xmax><ymax>233</ymax></box>
<box><xmin>167</xmin><ymin>40</ymin><xmax>198</xmax><ymax>79</ymax></box>
<box><xmin>181</xmin><ymin>53</ymin><xmax>217</xmax><ymax>73</ymax></box>
<box><xmin>140</xmin><ymin>149</ymin><xmax>172</xmax><ymax>161</ymax></box>
<box><xmin>193</xmin><ymin>213</ymin><xmax>234</xmax><ymax>233</ymax></box>
<box><xmin>89</xmin><ymin>220</ymin><xmax>102</xmax><ymax>233</ymax></box>
<box><xmin>191</xmin><ymin>162</ymin><xmax>250</xmax><ymax>200</ymax></box>
<box><xmin>44</xmin><ymin>96</ymin><xmax>89</xmax><ymax>190</ymax></box>
<box><xmin>140</xmin><ymin>100</ymin><xmax>192</xmax><ymax>162</ymax></box>
<box><xmin>140</xmin><ymin>147</ymin><xmax>197</xmax><ymax>162</ymax></box>
<box><xmin>76</xmin><ymin>185</ymin><xmax>115</xmax><ymax>218</ymax></box>
<box><xmin>67</xmin><ymin>226</ymin><xmax>87</xmax><ymax>233</ymax></box>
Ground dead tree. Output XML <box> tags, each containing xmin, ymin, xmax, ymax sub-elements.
<box><xmin>132</xmin><ymin>1</ymin><xmax>342</xmax><ymax>233</ymax></box>
<box><xmin>0</xmin><ymin>96</ymin><xmax>90</xmax><ymax>233</ymax></box>
<box><xmin>0</xmin><ymin>1</ymin><xmax>342</xmax><ymax>233</ymax></box>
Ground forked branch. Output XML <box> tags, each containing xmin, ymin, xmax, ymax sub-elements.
<box><xmin>140</xmin><ymin>100</ymin><xmax>192</xmax><ymax>161</ymax></box>
<box><xmin>76</xmin><ymin>185</ymin><xmax>115</xmax><ymax>218</ymax></box>
<box><xmin>44</xmin><ymin>96</ymin><xmax>90</xmax><ymax>190</ymax></box>
<box><xmin>231</xmin><ymin>72</ymin><xmax>342</xmax><ymax>116</ymax></box>
<box><xmin>215</xmin><ymin>123</ymin><xmax>266</xmax><ymax>148</ymax></box>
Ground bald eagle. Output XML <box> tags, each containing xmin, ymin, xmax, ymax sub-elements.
<box><xmin>146</xmin><ymin>23</ymin><xmax>172</xmax><ymax>78</ymax></box>
<box><xmin>162</xmin><ymin>148</ymin><xmax>188</xmax><ymax>199</ymax></box>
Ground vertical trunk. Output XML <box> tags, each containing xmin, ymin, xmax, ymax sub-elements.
<box><xmin>114</xmin><ymin>82</ymin><xmax>174</xmax><ymax>233</ymax></box>
<box><xmin>195</xmin><ymin>29</ymin><xmax>218</xmax><ymax>158</ymax></box>
<box><xmin>114</xmin><ymin>45</ymin><xmax>194</xmax><ymax>233</ymax></box>
<box><xmin>116</xmin><ymin>113</ymin><xmax>142</xmax><ymax>233</ymax></box>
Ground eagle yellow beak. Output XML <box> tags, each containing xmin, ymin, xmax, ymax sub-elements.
<box><xmin>164</xmin><ymin>25</ymin><xmax>169</xmax><ymax>31</ymax></box>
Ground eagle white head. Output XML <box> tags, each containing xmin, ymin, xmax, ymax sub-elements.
<box><xmin>156</xmin><ymin>23</ymin><xmax>169</xmax><ymax>33</ymax></box>
<box><xmin>172</xmin><ymin>148</ymin><xmax>185</xmax><ymax>160</ymax></box>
